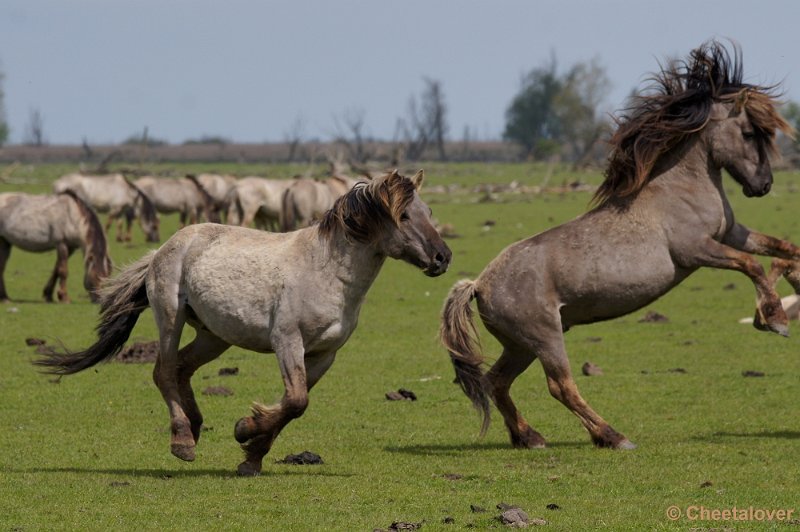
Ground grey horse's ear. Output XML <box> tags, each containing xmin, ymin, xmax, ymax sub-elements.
<box><xmin>411</xmin><ymin>169</ymin><xmax>424</xmax><ymax>190</ymax></box>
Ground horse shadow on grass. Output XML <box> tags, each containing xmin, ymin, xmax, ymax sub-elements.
<box><xmin>384</xmin><ymin>440</ymin><xmax>586</xmax><ymax>457</ymax></box>
<box><xmin>24</xmin><ymin>466</ymin><xmax>355</xmax><ymax>480</ymax></box>
<box><xmin>692</xmin><ymin>430</ymin><xmax>800</xmax><ymax>442</ymax></box>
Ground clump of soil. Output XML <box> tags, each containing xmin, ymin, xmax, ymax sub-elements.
<box><xmin>742</xmin><ymin>370</ymin><xmax>765</xmax><ymax>377</ymax></box>
<box><xmin>639</xmin><ymin>311</ymin><xmax>669</xmax><ymax>323</ymax></box>
<box><xmin>218</xmin><ymin>367</ymin><xmax>239</xmax><ymax>376</ymax></box>
<box><xmin>202</xmin><ymin>386</ymin><xmax>233</xmax><ymax>396</ymax></box>
<box><xmin>115</xmin><ymin>341</ymin><xmax>159</xmax><ymax>363</ymax></box>
<box><xmin>278</xmin><ymin>451</ymin><xmax>323</xmax><ymax>465</ymax></box>
<box><xmin>581</xmin><ymin>362</ymin><xmax>603</xmax><ymax>376</ymax></box>
<box><xmin>385</xmin><ymin>388</ymin><xmax>417</xmax><ymax>401</ymax></box>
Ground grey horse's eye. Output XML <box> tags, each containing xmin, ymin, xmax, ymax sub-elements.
<box><xmin>400</xmin><ymin>211</ymin><xmax>410</xmax><ymax>221</ymax></box>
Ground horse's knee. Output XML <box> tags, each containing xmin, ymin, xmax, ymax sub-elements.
<box><xmin>283</xmin><ymin>394</ymin><xmax>309</xmax><ymax>420</ymax></box>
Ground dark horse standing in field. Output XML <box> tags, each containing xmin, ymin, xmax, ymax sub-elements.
<box><xmin>36</xmin><ymin>170</ymin><xmax>451</xmax><ymax>475</ymax></box>
<box><xmin>440</xmin><ymin>41</ymin><xmax>797</xmax><ymax>450</ymax></box>
<box><xmin>0</xmin><ymin>190</ymin><xmax>112</xmax><ymax>303</ymax></box>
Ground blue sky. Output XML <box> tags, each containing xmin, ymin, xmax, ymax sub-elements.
<box><xmin>0</xmin><ymin>0</ymin><xmax>797</xmax><ymax>145</ymax></box>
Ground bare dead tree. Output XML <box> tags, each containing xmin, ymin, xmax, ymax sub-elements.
<box><xmin>396</xmin><ymin>78</ymin><xmax>449</xmax><ymax>161</ymax></box>
<box><xmin>284</xmin><ymin>115</ymin><xmax>306</xmax><ymax>163</ymax></box>
<box><xmin>331</xmin><ymin>107</ymin><xmax>373</xmax><ymax>164</ymax></box>
<box><xmin>24</xmin><ymin>107</ymin><xmax>46</xmax><ymax>146</ymax></box>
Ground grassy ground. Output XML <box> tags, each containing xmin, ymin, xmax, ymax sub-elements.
<box><xmin>1</xmin><ymin>163</ymin><xmax>799</xmax><ymax>530</ymax></box>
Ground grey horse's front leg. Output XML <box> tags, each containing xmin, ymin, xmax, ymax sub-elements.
<box><xmin>234</xmin><ymin>334</ymin><xmax>309</xmax><ymax>477</ymax></box>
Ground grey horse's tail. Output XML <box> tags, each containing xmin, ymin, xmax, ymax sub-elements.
<box><xmin>34</xmin><ymin>251</ymin><xmax>156</xmax><ymax>375</ymax></box>
<box><xmin>439</xmin><ymin>279</ymin><xmax>491</xmax><ymax>436</ymax></box>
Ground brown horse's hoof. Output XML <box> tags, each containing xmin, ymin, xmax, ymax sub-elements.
<box><xmin>171</xmin><ymin>442</ymin><xmax>196</xmax><ymax>462</ymax></box>
<box><xmin>753</xmin><ymin>311</ymin><xmax>789</xmax><ymax>337</ymax></box>
<box><xmin>237</xmin><ymin>461</ymin><xmax>261</xmax><ymax>477</ymax></box>
<box><xmin>511</xmin><ymin>426</ymin><xmax>547</xmax><ymax>449</ymax></box>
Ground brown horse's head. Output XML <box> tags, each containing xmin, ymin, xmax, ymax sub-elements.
<box><xmin>707</xmin><ymin>89</ymin><xmax>792</xmax><ymax>197</ymax></box>
<box><xmin>597</xmin><ymin>40</ymin><xmax>794</xmax><ymax>206</ymax></box>
<box><xmin>319</xmin><ymin>169</ymin><xmax>451</xmax><ymax>276</ymax></box>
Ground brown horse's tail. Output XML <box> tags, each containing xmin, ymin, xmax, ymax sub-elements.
<box><xmin>280</xmin><ymin>186</ymin><xmax>297</xmax><ymax>232</ymax></box>
<box><xmin>439</xmin><ymin>279</ymin><xmax>491</xmax><ymax>436</ymax></box>
<box><xmin>34</xmin><ymin>251</ymin><xmax>156</xmax><ymax>375</ymax></box>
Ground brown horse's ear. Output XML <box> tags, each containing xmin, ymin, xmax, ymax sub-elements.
<box><xmin>734</xmin><ymin>89</ymin><xmax>749</xmax><ymax>114</ymax></box>
<box><xmin>411</xmin><ymin>169</ymin><xmax>424</xmax><ymax>190</ymax></box>
<box><xmin>389</xmin><ymin>169</ymin><xmax>399</xmax><ymax>178</ymax></box>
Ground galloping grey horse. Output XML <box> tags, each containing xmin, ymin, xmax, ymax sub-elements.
<box><xmin>441</xmin><ymin>41</ymin><xmax>796</xmax><ymax>450</ymax></box>
<box><xmin>36</xmin><ymin>170</ymin><xmax>451</xmax><ymax>475</ymax></box>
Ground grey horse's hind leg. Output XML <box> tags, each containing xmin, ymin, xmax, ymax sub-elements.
<box><xmin>43</xmin><ymin>243</ymin><xmax>72</xmax><ymax>303</ymax></box>
<box><xmin>483</xmin><ymin>346</ymin><xmax>546</xmax><ymax>448</ymax></box>
<box><xmin>175</xmin><ymin>329</ymin><xmax>231</xmax><ymax>443</ymax></box>
<box><xmin>535</xmin><ymin>327</ymin><xmax>635</xmax><ymax>450</ymax></box>
<box><xmin>0</xmin><ymin>238</ymin><xmax>10</xmax><ymax>301</ymax></box>
<box><xmin>151</xmin><ymin>297</ymin><xmax>198</xmax><ymax>461</ymax></box>
<box><xmin>234</xmin><ymin>345</ymin><xmax>336</xmax><ymax>476</ymax></box>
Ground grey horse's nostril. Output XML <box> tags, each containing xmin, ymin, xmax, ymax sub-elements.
<box><xmin>434</xmin><ymin>252</ymin><xmax>446</xmax><ymax>265</ymax></box>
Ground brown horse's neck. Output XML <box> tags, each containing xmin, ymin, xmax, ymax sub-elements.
<box><xmin>640</xmin><ymin>135</ymin><xmax>726</xmax><ymax>201</ymax></box>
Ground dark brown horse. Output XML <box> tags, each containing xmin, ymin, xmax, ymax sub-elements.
<box><xmin>440</xmin><ymin>41</ymin><xmax>796</xmax><ymax>450</ymax></box>
<box><xmin>0</xmin><ymin>190</ymin><xmax>113</xmax><ymax>303</ymax></box>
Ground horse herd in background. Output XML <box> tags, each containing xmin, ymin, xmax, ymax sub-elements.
<box><xmin>0</xmin><ymin>168</ymin><xmax>365</xmax><ymax>303</ymax></box>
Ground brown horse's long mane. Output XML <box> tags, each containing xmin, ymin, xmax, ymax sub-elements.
<box><xmin>594</xmin><ymin>40</ymin><xmax>793</xmax><ymax>207</ymax></box>
<box><xmin>318</xmin><ymin>171</ymin><xmax>415</xmax><ymax>244</ymax></box>
<box><xmin>59</xmin><ymin>189</ymin><xmax>111</xmax><ymax>273</ymax></box>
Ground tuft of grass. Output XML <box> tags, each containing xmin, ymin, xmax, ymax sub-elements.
<box><xmin>1</xmin><ymin>163</ymin><xmax>799</xmax><ymax>530</ymax></box>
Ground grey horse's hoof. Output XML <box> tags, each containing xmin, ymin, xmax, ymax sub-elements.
<box><xmin>615</xmin><ymin>439</ymin><xmax>637</xmax><ymax>450</ymax></box>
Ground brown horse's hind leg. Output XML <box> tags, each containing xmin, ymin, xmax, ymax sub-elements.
<box><xmin>43</xmin><ymin>243</ymin><xmax>72</xmax><ymax>303</ymax></box>
<box><xmin>175</xmin><ymin>330</ymin><xmax>231</xmax><ymax>443</ymax></box>
<box><xmin>234</xmin><ymin>346</ymin><xmax>336</xmax><ymax>476</ymax></box>
<box><xmin>484</xmin><ymin>347</ymin><xmax>546</xmax><ymax>448</ymax></box>
<box><xmin>535</xmin><ymin>328</ymin><xmax>635</xmax><ymax>450</ymax></box>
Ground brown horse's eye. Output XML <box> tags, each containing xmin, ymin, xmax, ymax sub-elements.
<box><xmin>742</xmin><ymin>131</ymin><xmax>756</xmax><ymax>141</ymax></box>
<box><xmin>400</xmin><ymin>211</ymin><xmax>410</xmax><ymax>221</ymax></box>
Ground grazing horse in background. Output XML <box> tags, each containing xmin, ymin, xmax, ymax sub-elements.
<box><xmin>53</xmin><ymin>173</ymin><xmax>160</xmax><ymax>243</ymax></box>
<box><xmin>193</xmin><ymin>173</ymin><xmax>237</xmax><ymax>222</ymax></box>
<box><xmin>280</xmin><ymin>175</ymin><xmax>361</xmax><ymax>231</ymax></box>
<box><xmin>36</xmin><ymin>170</ymin><xmax>451</xmax><ymax>476</ymax></box>
<box><xmin>440</xmin><ymin>41</ymin><xmax>796</xmax><ymax>451</ymax></box>
<box><xmin>135</xmin><ymin>175</ymin><xmax>220</xmax><ymax>226</ymax></box>
<box><xmin>224</xmin><ymin>176</ymin><xmax>294</xmax><ymax>230</ymax></box>
<box><xmin>0</xmin><ymin>190</ymin><xmax>113</xmax><ymax>303</ymax></box>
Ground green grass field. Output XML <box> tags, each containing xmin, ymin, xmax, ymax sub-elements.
<box><xmin>1</xmin><ymin>163</ymin><xmax>799</xmax><ymax>530</ymax></box>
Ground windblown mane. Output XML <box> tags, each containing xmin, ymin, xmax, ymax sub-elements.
<box><xmin>318</xmin><ymin>171</ymin><xmax>416</xmax><ymax>243</ymax></box>
<box><xmin>59</xmin><ymin>189</ymin><xmax>111</xmax><ymax>269</ymax></box>
<box><xmin>594</xmin><ymin>40</ymin><xmax>793</xmax><ymax>207</ymax></box>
